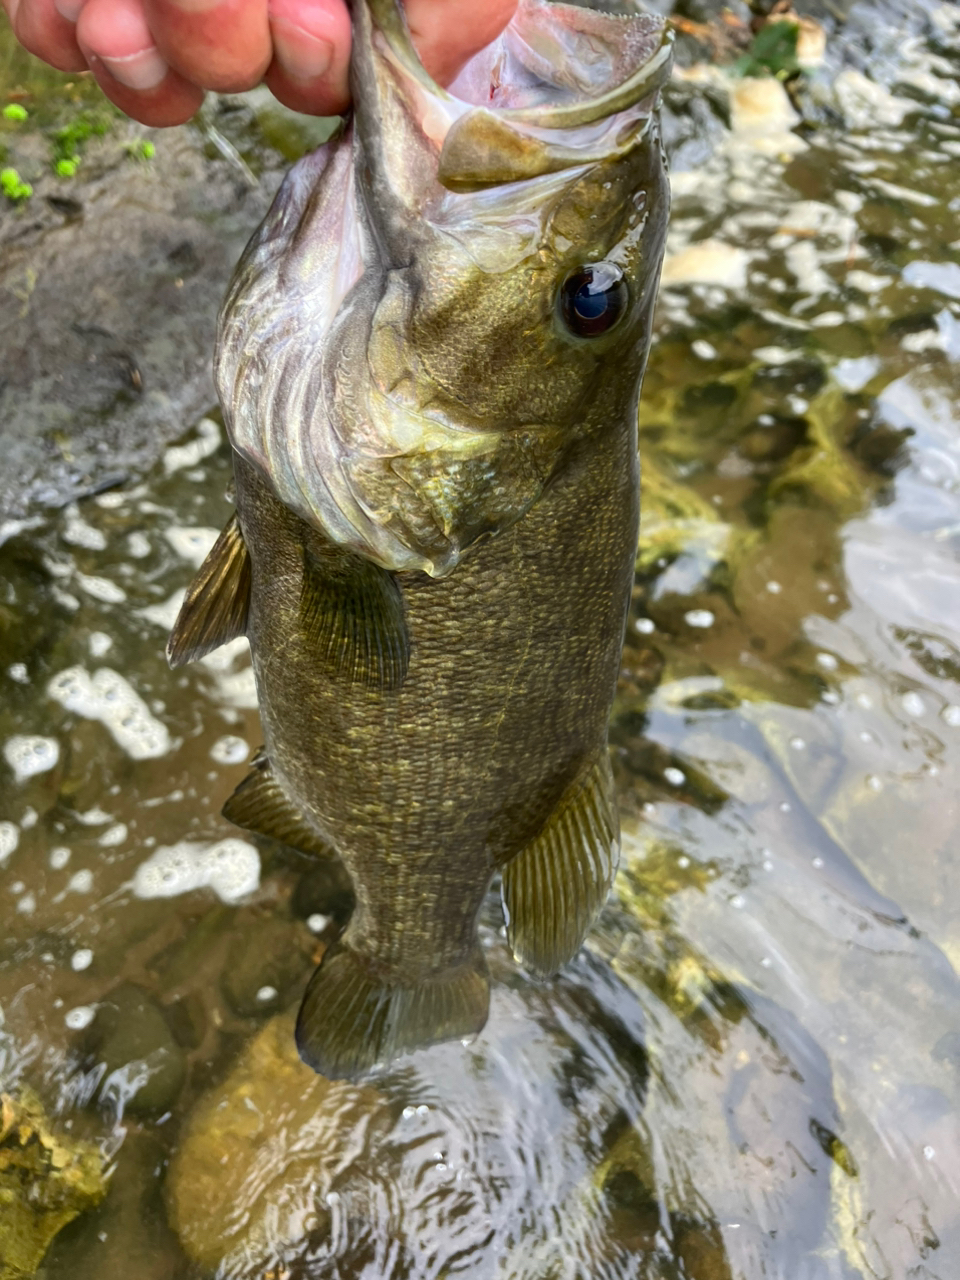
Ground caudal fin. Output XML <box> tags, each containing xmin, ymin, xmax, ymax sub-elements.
<box><xmin>296</xmin><ymin>943</ymin><xmax>489</xmax><ymax>1080</ymax></box>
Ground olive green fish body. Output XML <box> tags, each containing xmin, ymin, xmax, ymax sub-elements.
<box><xmin>170</xmin><ymin>0</ymin><xmax>671</xmax><ymax>1079</ymax></box>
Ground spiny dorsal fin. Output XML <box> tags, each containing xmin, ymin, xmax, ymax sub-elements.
<box><xmin>502</xmin><ymin>753</ymin><xmax>620</xmax><ymax>979</ymax></box>
<box><xmin>296</xmin><ymin>941</ymin><xmax>489</xmax><ymax>1080</ymax></box>
<box><xmin>167</xmin><ymin>513</ymin><xmax>250</xmax><ymax>668</ymax></box>
<box><xmin>300</xmin><ymin>546</ymin><xmax>410</xmax><ymax>691</ymax></box>
<box><xmin>223</xmin><ymin>753</ymin><xmax>334</xmax><ymax>860</ymax></box>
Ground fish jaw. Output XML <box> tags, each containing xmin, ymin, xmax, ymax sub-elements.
<box><xmin>215</xmin><ymin>0</ymin><xmax>672</xmax><ymax>577</ymax></box>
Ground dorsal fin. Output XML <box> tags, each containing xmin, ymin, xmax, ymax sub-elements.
<box><xmin>167</xmin><ymin>513</ymin><xmax>250</xmax><ymax>668</ymax></box>
<box><xmin>300</xmin><ymin>546</ymin><xmax>410</xmax><ymax>691</ymax></box>
<box><xmin>222</xmin><ymin>753</ymin><xmax>334</xmax><ymax>860</ymax></box>
<box><xmin>501</xmin><ymin>753</ymin><xmax>620</xmax><ymax>978</ymax></box>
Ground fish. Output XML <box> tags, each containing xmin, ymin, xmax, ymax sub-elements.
<box><xmin>168</xmin><ymin>0</ymin><xmax>672</xmax><ymax>1080</ymax></box>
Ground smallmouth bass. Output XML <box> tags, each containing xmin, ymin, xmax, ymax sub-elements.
<box><xmin>169</xmin><ymin>0</ymin><xmax>672</xmax><ymax>1079</ymax></box>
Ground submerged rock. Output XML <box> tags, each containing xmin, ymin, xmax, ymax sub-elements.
<box><xmin>79</xmin><ymin>983</ymin><xmax>186</xmax><ymax>1117</ymax></box>
<box><xmin>0</xmin><ymin>1087</ymin><xmax>108</xmax><ymax>1278</ymax></box>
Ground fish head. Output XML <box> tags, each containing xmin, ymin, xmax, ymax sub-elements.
<box><xmin>217</xmin><ymin>0</ymin><xmax>672</xmax><ymax>576</ymax></box>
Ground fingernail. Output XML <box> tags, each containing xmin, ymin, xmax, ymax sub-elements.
<box><xmin>272</xmin><ymin>17</ymin><xmax>334</xmax><ymax>82</ymax></box>
<box><xmin>99</xmin><ymin>47</ymin><xmax>169</xmax><ymax>92</ymax></box>
<box><xmin>54</xmin><ymin>0</ymin><xmax>85</xmax><ymax>21</ymax></box>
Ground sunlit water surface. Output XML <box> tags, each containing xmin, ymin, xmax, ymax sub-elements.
<box><xmin>2</xmin><ymin>10</ymin><xmax>960</xmax><ymax>1279</ymax></box>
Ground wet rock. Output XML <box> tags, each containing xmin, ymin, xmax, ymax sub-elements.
<box><xmin>0</xmin><ymin>1087</ymin><xmax>108</xmax><ymax>1277</ymax></box>
<box><xmin>219</xmin><ymin>914</ymin><xmax>316</xmax><ymax>1017</ymax></box>
<box><xmin>80</xmin><ymin>983</ymin><xmax>186</xmax><ymax>1117</ymax></box>
<box><xmin>41</xmin><ymin>1130</ymin><xmax>186</xmax><ymax>1280</ymax></box>
<box><xmin>166</xmin><ymin>1012</ymin><xmax>389</xmax><ymax>1274</ymax></box>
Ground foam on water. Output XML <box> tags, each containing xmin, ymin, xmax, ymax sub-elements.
<box><xmin>3</xmin><ymin>735</ymin><xmax>61</xmax><ymax>782</ymax></box>
<box><xmin>132</xmin><ymin>838</ymin><xmax>260</xmax><ymax>904</ymax></box>
<box><xmin>47</xmin><ymin>666</ymin><xmax>171</xmax><ymax>760</ymax></box>
<box><xmin>164</xmin><ymin>527</ymin><xmax>220</xmax><ymax>569</ymax></box>
<box><xmin>0</xmin><ymin>822</ymin><xmax>19</xmax><ymax>865</ymax></box>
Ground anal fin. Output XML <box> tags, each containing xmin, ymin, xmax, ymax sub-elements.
<box><xmin>296</xmin><ymin>942</ymin><xmax>489</xmax><ymax>1080</ymax></box>
<box><xmin>300</xmin><ymin>546</ymin><xmax>410</xmax><ymax>691</ymax></box>
<box><xmin>167</xmin><ymin>513</ymin><xmax>250</xmax><ymax>668</ymax></box>
<box><xmin>502</xmin><ymin>753</ymin><xmax>620</xmax><ymax>979</ymax></box>
<box><xmin>223</xmin><ymin>753</ymin><xmax>334</xmax><ymax>860</ymax></box>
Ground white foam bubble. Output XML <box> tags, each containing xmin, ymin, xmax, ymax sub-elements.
<box><xmin>138</xmin><ymin>590</ymin><xmax>185</xmax><ymax>631</ymax></box>
<box><xmin>62</xmin><ymin>505</ymin><xmax>107</xmax><ymax>551</ymax></box>
<box><xmin>49</xmin><ymin>847</ymin><xmax>71</xmax><ymax>870</ymax></box>
<box><xmin>132</xmin><ymin>838</ymin><xmax>260</xmax><ymax>905</ymax></box>
<box><xmin>210</xmin><ymin>735</ymin><xmax>249</xmax><ymax>765</ymax></box>
<box><xmin>127</xmin><ymin>531</ymin><xmax>151</xmax><ymax>559</ymax></box>
<box><xmin>99</xmin><ymin>823</ymin><xmax>128</xmax><ymax>847</ymax></box>
<box><xmin>664</xmin><ymin>767</ymin><xmax>686</xmax><ymax>787</ymax></box>
<box><xmin>75</xmin><ymin>574</ymin><xmax>127</xmax><ymax>604</ymax></box>
<box><xmin>164</xmin><ymin>526</ymin><xmax>219</xmax><ymax>569</ymax></box>
<box><xmin>684</xmin><ymin>609</ymin><xmax>715</xmax><ymax>629</ymax></box>
<box><xmin>0</xmin><ymin>822</ymin><xmax>19</xmax><ymax>865</ymax></box>
<box><xmin>48</xmin><ymin>666</ymin><xmax>171</xmax><ymax>760</ymax></box>
<box><xmin>68</xmin><ymin>869</ymin><xmax>94</xmax><ymax>894</ymax></box>
<box><xmin>71</xmin><ymin>949</ymin><xmax>93</xmax><ymax>972</ymax></box>
<box><xmin>88</xmin><ymin>631</ymin><xmax>113</xmax><ymax>658</ymax></box>
<box><xmin>8</xmin><ymin>663</ymin><xmax>28</xmax><ymax>684</ymax></box>
<box><xmin>3</xmin><ymin>735</ymin><xmax>60</xmax><ymax>782</ymax></box>
<box><xmin>65</xmin><ymin>1005</ymin><xmax>96</xmax><ymax>1030</ymax></box>
<box><xmin>163</xmin><ymin>418</ymin><xmax>221</xmax><ymax>475</ymax></box>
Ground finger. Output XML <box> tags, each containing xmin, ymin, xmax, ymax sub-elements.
<box><xmin>11</xmin><ymin>0</ymin><xmax>88</xmax><ymax>71</ymax></box>
<box><xmin>265</xmin><ymin>0</ymin><xmax>350</xmax><ymax>117</ymax></box>
<box><xmin>77</xmin><ymin>0</ymin><xmax>204</xmax><ymax>125</ymax></box>
<box><xmin>406</xmin><ymin>0</ymin><xmax>517</xmax><ymax>86</ymax></box>
<box><xmin>142</xmin><ymin>0</ymin><xmax>271</xmax><ymax>94</ymax></box>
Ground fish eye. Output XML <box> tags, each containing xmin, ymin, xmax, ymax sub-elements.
<box><xmin>559</xmin><ymin>263</ymin><xmax>629</xmax><ymax>339</ymax></box>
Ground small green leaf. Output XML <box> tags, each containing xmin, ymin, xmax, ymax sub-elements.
<box><xmin>2</xmin><ymin>104</ymin><xmax>29</xmax><ymax>123</ymax></box>
<box><xmin>1</xmin><ymin>166</ymin><xmax>33</xmax><ymax>201</ymax></box>
<box><xmin>56</xmin><ymin>158</ymin><xmax>78</xmax><ymax>178</ymax></box>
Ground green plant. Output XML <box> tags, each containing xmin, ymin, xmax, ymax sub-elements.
<box><xmin>2</xmin><ymin>103</ymin><xmax>28</xmax><ymax>122</ymax></box>
<box><xmin>1</xmin><ymin>165</ymin><xmax>32</xmax><ymax>200</ymax></box>
<box><xmin>50</xmin><ymin>107</ymin><xmax>112</xmax><ymax>171</ymax></box>
<box><xmin>734</xmin><ymin>21</ymin><xmax>801</xmax><ymax>79</ymax></box>
<box><xmin>123</xmin><ymin>137</ymin><xmax>156</xmax><ymax>162</ymax></box>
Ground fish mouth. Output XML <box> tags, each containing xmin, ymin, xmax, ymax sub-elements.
<box><xmin>357</xmin><ymin>0</ymin><xmax>674</xmax><ymax>189</ymax></box>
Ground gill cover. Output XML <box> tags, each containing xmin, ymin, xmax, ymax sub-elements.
<box><xmin>215</xmin><ymin>0</ymin><xmax>672</xmax><ymax>577</ymax></box>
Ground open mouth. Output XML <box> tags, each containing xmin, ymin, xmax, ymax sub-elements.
<box><xmin>360</xmin><ymin>0</ymin><xmax>674</xmax><ymax>188</ymax></box>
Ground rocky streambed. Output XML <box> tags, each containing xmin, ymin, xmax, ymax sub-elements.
<box><xmin>2</xmin><ymin>1</ymin><xmax>960</xmax><ymax>1277</ymax></box>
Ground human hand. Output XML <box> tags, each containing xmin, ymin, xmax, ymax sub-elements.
<box><xmin>1</xmin><ymin>0</ymin><xmax>518</xmax><ymax>126</ymax></box>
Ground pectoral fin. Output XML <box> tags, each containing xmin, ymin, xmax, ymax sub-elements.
<box><xmin>167</xmin><ymin>513</ymin><xmax>251</xmax><ymax>668</ymax></box>
<box><xmin>502</xmin><ymin>754</ymin><xmax>620</xmax><ymax>979</ymax></box>
<box><xmin>296</xmin><ymin>942</ymin><xmax>489</xmax><ymax>1080</ymax></box>
<box><xmin>300</xmin><ymin>546</ymin><xmax>410</xmax><ymax>691</ymax></box>
<box><xmin>223</xmin><ymin>753</ymin><xmax>334</xmax><ymax>860</ymax></box>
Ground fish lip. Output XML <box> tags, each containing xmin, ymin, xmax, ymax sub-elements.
<box><xmin>366</xmin><ymin>0</ymin><xmax>675</xmax><ymax>129</ymax></box>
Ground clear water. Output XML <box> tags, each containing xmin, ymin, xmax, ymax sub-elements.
<box><xmin>2</xmin><ymin>9</ymin><xmax>960</xmax><ymax>1279</ymax></box>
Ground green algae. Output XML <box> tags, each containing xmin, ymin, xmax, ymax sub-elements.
<box><xmin>0</xmin><ymin>1089</ymin><xmax>108</xmax><ymax>1278</ymax></box>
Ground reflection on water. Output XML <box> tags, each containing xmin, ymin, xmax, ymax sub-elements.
<box><xmin>3</xmin><ymin>6</ymin><xmax>960</xmax><ymax>1278</ymax></box>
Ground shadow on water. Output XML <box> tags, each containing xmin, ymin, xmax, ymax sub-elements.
<box><xmin>2</xmin><ymin>0</ymin><xmax>960</xmax><ymax>1277</ymax></box>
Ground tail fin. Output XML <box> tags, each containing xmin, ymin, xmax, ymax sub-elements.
<box><xmin>295</xmin><ymin>943</ymin><xmax>489</xmax><ymax>1080</ymax></box>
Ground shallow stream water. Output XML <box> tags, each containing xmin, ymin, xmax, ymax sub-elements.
<box><xmin>2</xmin><ymin>4</ymin><xmax>960</xmax><ymax>1278</ymax></box>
